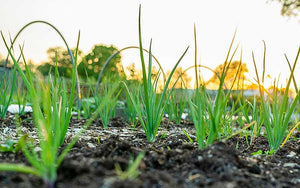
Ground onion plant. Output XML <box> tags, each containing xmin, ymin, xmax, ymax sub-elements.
<box><xmin>0</xmin><ymin>66</ymin><xmax>17</xmax><ymax>118</ymax></box>
<box><xmin>80</xmin><ymin>96</ymin><xmax>96</xmax><ymax>119</ymax></box>
<box><xmin>0</xmin><ymin>47</ymin><xmax>23</xmax><ymax>118</ymax></box>
<box><xmin>237</xmin><ymin>91</ymin><xmax>263</xmax><ymax>145</ymax></box>
<box><xmin>80</xmin><ymin>78</ymin><xmax>121</xmax><ymax>128</ymax></box>
<box><xmin>122</xmin><ymin>6</ymin><xmax>189</xmax><ymax>142</ymax></box>
<box><xmin>165</xmin><ymin>87</ymin><xmax>187</xmax><ymax>124</ymax></box>
<box><xmin>13</xmin><ymin>83</ymin><xmax>29</xmax><ymax>117</ymax></box>
<box><xmin>115</xmin><ymin>152</ymin><xmax>145</xmax><ymax>180</ymax></box>
<box><xmin>78</xmin><ymin>74</ymin><xmax>98</xmax><ymax>119</ymax></box>
<box><xmin>124</xmin><ymin>83</ymin><xmax>141</xmax><ymax>127</ymax></box>
<box><xmin>95</xmin><ymin>81</ymin><xmax>121</xmax><ymax>128</ymax></box>
<box><xmin>252</xmin><ymin>43</ymin><xmax>300</xmax><ymax>151</ymax></box>
<box><xmin>186</xmin><ymin>26</ymin><xmax>241</xmax><ymax>149</ymax></box>
<box><xmin>233</xmin><ymin>77</ymin><xmax>263</xmax><ymax>145</ymax></box>
<box><xmin>0</xmin><ymin>31</ymin><xmax>105</xmax><ymax>187</ymax></box>
<box><xmin>0</xmin><ymin>31</ymin><xmax>79</xmax><ymax>186</ymax></box>
<box><xmin>286</xmin><ymin>54</ymin><xmax>300</xmax><ymax>132</ymax></box>
<box><xmin>186</xmin><ymin>85</ymin><xmax>206</xmax><ymax>149</ymax></box>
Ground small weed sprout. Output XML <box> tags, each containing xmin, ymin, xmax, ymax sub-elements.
<box><xmin>182</xmin><ymin>128</ymin><xmax>194</xmax><ymax>143</ymax></box>
<box><xmin>115</xmin><ymin>152</ymin><xmax>145</xmax><ymax>180</ymax></box>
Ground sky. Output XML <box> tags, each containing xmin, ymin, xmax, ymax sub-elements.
<box><xmin>0</xmin><ymin>0</ymin><xmax>299</xmax><ymax>88</ymax></box>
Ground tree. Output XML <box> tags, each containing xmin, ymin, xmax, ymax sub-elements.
<box><xmin>125</xmin><ymin>62</ymin><xmax>142</xmax><ymax>83</ymax></box>
<box><xmin>268</xmin><ymin>0</ymin><xmax>300</xmax><ymax>18</ymax></box>
<box><xmin>77</xmin><ymin>44</ymin><xmax>124</xmax><ymax>81</ymax></box>
<box><xmin>206</xmin><ymin>61</ymin><xmax>249</xmax><ymax>90</ymax></box>
<box><xmin>37</xmin><ymin>47</ymin><xmax>83</xmax><ymax>77</ymax></box>
<box><xmin>167</xmin><ymin>66</ymin><xmax>192</xmax><ymax>89</ymax></box>
<box><xmin>37</xmin><ymin>62</ymin><xmax>52</xmax><ymax>76</ymax></box>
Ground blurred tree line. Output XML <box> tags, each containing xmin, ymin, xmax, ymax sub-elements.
<box><xmin>34</xmin><ymin>45</ymin><xmax>194</xmax><ymax>88</ymax></box>
<box><xmin>206</xmin><ymin>61</ymin><xmax>249</xmax><ymax>90</ymax></box>
<box><xmin>1</xmin><ymin>44</ymin><xmax>252</xmax><ymax>90</ymax></box>
<box><xmin>268</xmin><ymin>0</ymin><xmax>300</xmax><ymax>19</ymax></box>
<box><xmin>37</xmin><ymin>44</ymin><xmax>125</xmax><ymax>82</ymax></box>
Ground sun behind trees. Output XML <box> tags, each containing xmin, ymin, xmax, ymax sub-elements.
<box><xmin>167</xmin><ymin>66</ymin><xmax>192</xmax><ymax>89</ymax></box>
<box><xmin>37</xmin><ymin>45</ymin><xmax>251</xmax><ymax>92</ymax></box>
<box><xmin>206</xmin><ymin>60</ymin><xmax>250</xmax><ymax>90</ymax></box>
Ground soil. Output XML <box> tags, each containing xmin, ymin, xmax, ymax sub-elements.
<box><xmin>0</xmin><ymin>112</ymin><xmax>299</xmax><ymax>188</ymax></box>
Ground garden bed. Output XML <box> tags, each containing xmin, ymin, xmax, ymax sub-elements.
<box><xmin>0</xmin><ymin>113</ymin><xmax>299</xmax><ymax>188</ymax></box>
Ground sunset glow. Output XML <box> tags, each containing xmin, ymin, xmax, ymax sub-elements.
<box><xmin>0</xmin><ymin>0</ymin><xmax>299</xmax><ymax>87</ymax></box>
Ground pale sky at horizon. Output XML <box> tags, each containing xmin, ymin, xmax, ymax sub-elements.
<box><xmin>0</xmin><ymin>0</ymin><xmax>299</xmax><ymax>87</ymax></box>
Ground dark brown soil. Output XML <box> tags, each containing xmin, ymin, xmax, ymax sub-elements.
<box><xmin>0</xmin><ymin>113</ymin><xmax>299</xmax><ymax>188</ymax></box>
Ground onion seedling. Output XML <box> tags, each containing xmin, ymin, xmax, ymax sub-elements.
<box><xmin>13</xmin><ymin>82</ymin><xmax>29</xmax><ymax>117</ymax></box>
<box><xmin>0</xmin><ymin>30</ymin><xmax>106</xmax><ymax>187</ymax></box>
<box><xmin>237</xmin><ymin>93</ymin><xmax>263</xmax><ymax>145</ymax></box>
<box><xmin>124</xmin><ymin>83</ymin><xmax>141</xmax><ymax>128</ymax></box>
<box><xmin>115</xmin><ymin>152</ymin><xmax>145</xmax><ymax>180</ymax></box>
<box><xmin>79</xmin><ymin>77</ymin><xmax>97</xmax><ymax>119</ymax></box>
<box><xmin>122</xmin><ymin>6</ymin><xmax>189</xmax><ymax>142</ymax></box>
<box><xmin>182</xmin><ymin>128</ymin><xmax>194</xmax><ymax>143</ymax></box>
<box><xmin>165</xmin><ymin>87</ymin><xmax>187</xmax><ymax>124</ymax></box>
<box><xmin>0</xmin><ymin>48</ymin><xmax>24</xmax><ymax>118</ymax></box>
<box><xmin>252</xmin><ymin>43</ymin><xmax>300</xmax><ymax>151</ymax></box>
<box><xmin>0</xmin><ymin>66</ymin><xmax>17</xmax><ymax>118</ymax></box>
<box><xmin>95</xmin><ymin>81</ymin><xmax>122</xmax><ymax>128</ymax></box>
<box><xmin>186</xmin><ymin>85</ymin><xmax>207</xmax><ymax>149</ymax></box>
<box><xmin>0</xmin><ymin>31</ymin><xmax>80</xmax><ymax>186</ymax></box>
<box><xmin>0</xmin><ymin>38</ymin><xmax>25</xmax><ymax>118</ymax></box>
<box><xmin>186</xmin><ymin>26</ymin><xmax>240</xmax><ymax>149</ymax></box>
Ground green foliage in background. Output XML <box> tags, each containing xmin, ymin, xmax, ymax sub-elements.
<box><xmin>207</xmin><ymin>60</ymin><xmax>249</xmax><ymax>90</ymax></box>
<box><xmin>268</xmin><ymin>0</ymin><xmax>300</xmax><ymax>18</ymax></box>
<box><xmin>37</xmin><ymin>47</ymin><xmax>83</xmax><ymax>78</ymax></box>
<box><xmin>78</xmin><ymin>44</ymin><xmax>125</xmax><ymax>81</ymax></box>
